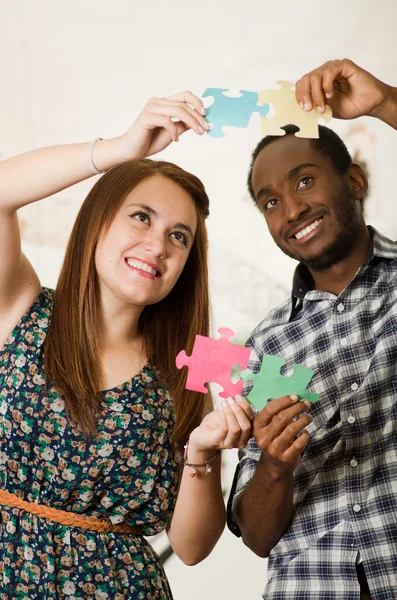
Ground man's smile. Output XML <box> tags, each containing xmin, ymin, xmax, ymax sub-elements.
<box><xmin>290</xmin><ymin>217</ymin><xmax>324</xmax><ymax>242</ymax></box>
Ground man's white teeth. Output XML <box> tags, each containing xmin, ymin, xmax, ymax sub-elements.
<box><xmin>126</xmin><ymin>259</ymin><xmax>157</xmax><ymax>276</ymax></box>
<box><xmin>295</xmin><ymin>218</ymin><xmax>322</xmax><ymax>240</ymax></box>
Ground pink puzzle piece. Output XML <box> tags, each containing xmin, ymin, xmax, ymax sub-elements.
<box><xmin>176</xmin><ymin>328</ymin><xmax>251</xmax><ymax>399</ymax></box>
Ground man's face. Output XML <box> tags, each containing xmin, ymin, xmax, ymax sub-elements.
<box><xmin>251</xmin><ymin>135</ymin><xmax>364</xmax><ymax>271</ymax></box>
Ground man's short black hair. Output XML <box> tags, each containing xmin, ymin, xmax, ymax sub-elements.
<box><xmin>247</xmin><ymin>124</ymin><xmax>353</xmax><ymax>204</ymax></box>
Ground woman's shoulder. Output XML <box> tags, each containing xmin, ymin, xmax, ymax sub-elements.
<box><xmin>1</xmin><ymin>287</ymin><xmax>54</xmax><ymax>353</ymax></box>
<box><xmin>26</xmin><ymin>286</ymin><xmax>54</xmax><ymax>326</ymax></box>
<box><xmin>34</xmin><ymin>286</ymin><xmax>54</xmax><ymax>310</ymax></box>
<box><xmin>24</xmin><ymin>286</ymin><xmax>54</xmax><ymax>325</ymax></box>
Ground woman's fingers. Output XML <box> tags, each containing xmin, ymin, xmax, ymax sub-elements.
<box><xmin>138</xmin><ymin>114</ymin><xmax>180</xmax><ymax>142</ymax></box>
<box><xmin>167</xmin><ymin>90</ymin><xmax>207</xmax><ymax>115</ymax></box>
<box><xmin>152</xmin><ymin>97</ymin><xmax>209</xmax><ymax>130</ymax></box>
<box><xmin>142</xmin><ymin>95</ymin><xmax>210</xmax><ymax>136</ymax></box>
<box><xmin>220</xmin><ymin>397</ymin><xmax>253</xmax><ymax>449</ymax></box>
<box><xmin>235</xmin><ymin>394</ymin><xmax>255</xmax><ymax>420</ymax></box>
<box><xmin>121</xmin><ymin>89</ymin><xmax>211</xmax><ymax>162</ymax></box>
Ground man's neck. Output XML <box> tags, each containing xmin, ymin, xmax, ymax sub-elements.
<box><xmin>310</xmin><ymin>227</ymin><xmax>372</xmax><ymax>296</ymax></box>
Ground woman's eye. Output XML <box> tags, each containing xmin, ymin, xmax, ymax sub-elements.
<box><xmin>171</xmin><ymin>231</ymin><xmax>188</xmax><ymax>246</ymax></box>
<box><xmin>130</xmin><ymin>212</ymin><xmax>149</xmax><ymax>223</ymax></box>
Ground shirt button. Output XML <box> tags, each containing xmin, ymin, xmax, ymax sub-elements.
<box><xmin>337</xmin><ymin>303</ymin><xmax>345</xmax><ymax>312</ymax></box>
<box><xmin>350</xmin><ymin>459</ymin><xmax>358</xmax><ymax>467</ymax></box>
<box><xmin>347</xmin><ymin>415</ymin><xmax>356</xmax><ymax>424</ymax></box>
<box><xmin>351</xmin><ymin>383</ymin><xmax>358</xmax><ymax>391</ymax></box>
<box><xmin>341</xmin><ymin>338</ymin><xmax>348</xmax><ymax>347</ymax></box>
<box><xmin>353</xmin><ymin>504</ymin><xmax>361</xmax><ymax>513</ymax></box>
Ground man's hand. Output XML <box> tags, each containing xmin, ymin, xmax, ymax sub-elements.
<box><xmin>295</xmin><ymin>58</ymin><xmax>395</xmax><ymax>123</ymax></box>
<box><xmin>233</xmin><ymin>394</ymin><xmax>311</xmax><ymax>557</ymax></box>
<box><xmin>253</xmin><ymin>394</ymin><xmax>312</xmax><ymax>473</ymax></box>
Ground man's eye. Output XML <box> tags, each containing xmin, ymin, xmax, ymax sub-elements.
<box><xmin>265</xmin><ymin>198</ymin><xmax>278</xmax><ymax>210</ymax></box>
<box><xmin>298</xmin><ymin>177</ymin><xmax>313</xmax><ymax>189</ymax></box>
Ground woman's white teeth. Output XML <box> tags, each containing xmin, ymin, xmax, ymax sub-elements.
<box><xmin>295</xmin><ymin>218</ymin><xmax>322</xmax><ymax>240</ymax></box>
<box><xmin>126</xmin><ymin>259</ymin><xmax>157</xmax><ymax>276</ymax></box>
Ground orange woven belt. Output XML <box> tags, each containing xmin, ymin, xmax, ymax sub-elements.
<box><xmin>0</xmin><ymin>489</ymin><xmax>141</xmax><ymax>534</ymax></box>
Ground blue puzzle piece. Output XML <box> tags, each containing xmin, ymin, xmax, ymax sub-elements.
<box><xmin>203</xmin><ymin>88</ymin><xmax>270</xmax><ymax>138</ymax></box>
<box><xmin>241</xmin><ymin>354</ymin><xmax>319</xmax><ymax>410</ymax></box>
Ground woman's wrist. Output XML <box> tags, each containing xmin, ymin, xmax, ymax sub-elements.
<box><xmin>185</xmin><ymin>441</ymin><xmax>219</xmax><ymax>462</ymax></box>
<box><xmin>187</xmin><ymin>429</ymin><xmax>220</xmax><ymax>459</ymax></box>
<box><xmin>90</xmin><ymin>135</ymin><xmax>133</xmax><ymax>174</ymax></box>
<box><xmin>183</xmin><ymin>439</ymin><xmax>221</xmax><ymax>478</ymax></box>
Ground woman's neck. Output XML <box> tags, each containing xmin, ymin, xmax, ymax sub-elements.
<box><xmin>98</xmin><ymin>291</ymin><xmax>144</xmax><ymax>350</ymax></box>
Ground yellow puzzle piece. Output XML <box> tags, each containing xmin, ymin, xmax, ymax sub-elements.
<box><xmin>258</xmin><ymin>81</ymin><xmax>332</xmax><ymax>139</ymax></box>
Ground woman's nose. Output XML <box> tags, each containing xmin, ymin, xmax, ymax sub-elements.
<box><xmin>144</xmin><ymin>233</ymin><xmax>167</xmax><ymax>259</ymax></box>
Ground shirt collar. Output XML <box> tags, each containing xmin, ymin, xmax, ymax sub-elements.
<box><xmin>291</xmin><ymin>226</ymin><xmax>397</xmax><ymax>302</ymax></box>
<box><xmin>371</xmin><ymin>226</ymin><xmax>397</xmax><ymax>259</ymax></box>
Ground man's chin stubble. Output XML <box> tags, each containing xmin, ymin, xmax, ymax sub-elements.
<box><xmin>279</xmin><ymin>235</ymin><xmax>359</xmax><ymax>272</ymax></box>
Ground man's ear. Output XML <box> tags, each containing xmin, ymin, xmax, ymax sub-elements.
<box><xmin>346</xmin><ymin>163</ymin><xmax>368</xmax><ymax>201</ymax></box>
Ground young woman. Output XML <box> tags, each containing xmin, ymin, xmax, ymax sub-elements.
<box><xmin>0</xmin><ymin>92</ymin><xmax>254</xmax><ymax>599</ymax></box>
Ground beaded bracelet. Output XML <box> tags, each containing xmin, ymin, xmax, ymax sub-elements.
<box><xmin>183</xmin><ymin>441</ymin><xmax>221</xmax><ymax>478</ymax></box>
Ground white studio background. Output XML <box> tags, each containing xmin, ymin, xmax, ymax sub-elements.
<box><xmin>1</xmin><ymin>1</ymin><xmax>397</xmax><ymax>598</ymax></box>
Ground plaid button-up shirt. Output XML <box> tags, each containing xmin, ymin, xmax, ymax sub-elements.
<box><xmin>228</xmin><ymin>227</ymin><xmax>397</xmax><ymax>600</ymax></box>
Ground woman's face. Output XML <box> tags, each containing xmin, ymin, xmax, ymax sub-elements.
<box><xmin>95</xmin><ymin>174</ymin><xmax>198</xmax><ymax>310</ymax></box>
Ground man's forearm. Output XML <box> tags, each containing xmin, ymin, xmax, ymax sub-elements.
<box><xmin>234</xmin><ymin>455</ymin><xmax>294</xmax><ymax>557</ymax></box>
<box><xmin>373</xmin><ymin>85</ymin><xmax>397</xmax><ymax>130</ymax></box>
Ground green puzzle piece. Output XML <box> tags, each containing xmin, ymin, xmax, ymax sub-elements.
<box><xmin>241</xmin><ymin>354</ymin><xmax>319</xmax><ymax>410</ymax></box>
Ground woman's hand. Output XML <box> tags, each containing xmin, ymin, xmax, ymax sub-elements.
<box><xmin>118</xmin><ymin>91</ymin><xmax>210</xmax><ymax>161</ymax></box>
<box><xmin>295</xmin><ymin>58</ymin><xmax>393</xmax><ymax>121</ymax></box>
<box><xmin>188</xmin><ymin>395</ymin><xmax>254</xmax><ymax>453</ymax></box>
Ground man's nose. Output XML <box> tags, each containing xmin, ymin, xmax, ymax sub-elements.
<box><xmin>283</xmin><ymin>194</ymin><xmax>310</xmax><ymax>222</ymax></box>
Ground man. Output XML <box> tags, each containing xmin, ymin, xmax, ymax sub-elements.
<box><xmin>227</xmin><ymin>59</ymin><xmax>397</xmax><ymax>600</ymax></box>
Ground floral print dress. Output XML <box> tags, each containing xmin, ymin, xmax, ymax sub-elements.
<box><xmin>0</xmin><ymin>288</ymin><xmax>180</xmax><ymax>599</ymax></box>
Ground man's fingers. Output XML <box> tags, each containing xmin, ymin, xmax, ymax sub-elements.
<box><xmin>296</xmin><ymin>75</ymin><xmax>314</xmax><ymax>111</ymax></box>
<box><xmin>283</xmin><ymin>430</ymin><xmax>311</xmax><ymax>462</ymax></box>
<box><xmin>269</xmin><ymin>413</ymin><xmax>312</xmax><ymax>454</ymax></box>
<box><xmin>309</xmin><ymin>73</ymin><xmax>328</xmax><ymax>113</ymax></box>
<box><xmin>255</xmin><ymin>395</ymin><xmax>306</xmax><ymax>428</ymax></box>
<box><xmin>253</xmin><ymin>396</ymin><xmax>312</xmax><ymax>464</ymax></box>
<box><xmin>322</xmin><ymin>68</ymin><xmax>338</xmax><ymax>99</ymax></box>
<box><xmin>295</xmin><ymin>59</ymin><xmax>358</xmax><ymax>113</ymax></box>
<box><xmin>268</xmin><ymin>405</ymin><xmax>311</xmax><ymax>439</ymax></box>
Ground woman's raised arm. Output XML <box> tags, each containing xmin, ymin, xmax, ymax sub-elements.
<box><xmin>0</xmin><ymin>92</ymin><xmax>209</xmax><ymax>340</ymax></box>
